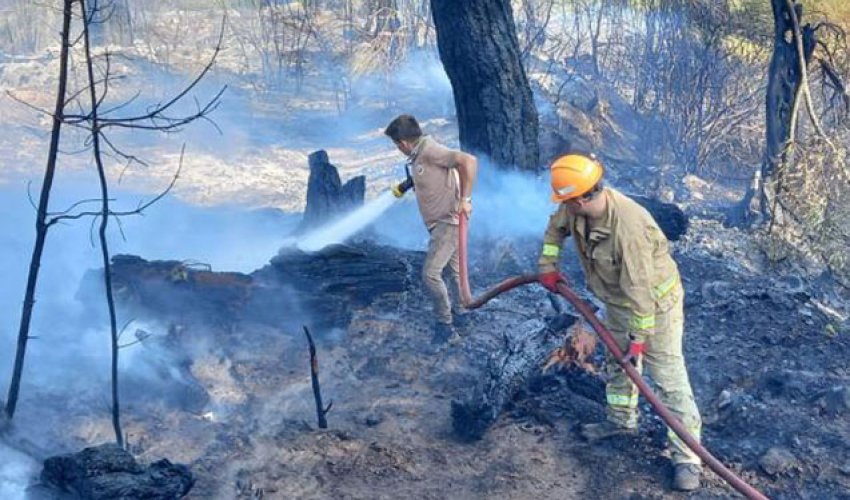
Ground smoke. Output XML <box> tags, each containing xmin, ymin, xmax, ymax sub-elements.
<box><xmin>0</xmin><ymin>443</ymin><xmax>36</xmax><ymax>500</ymax></box>
<box><xmin>369</xmin><ymin>158</ymin><xmax>554</xmax><ymax>250</ymax></box>
<box><xmin>0</xmin><ymin>177</ymin><xmax>299</xmax><ymax>461</ymax></box>
<box><xmin>292</xmin><ymin>191</ymin><xmax>399</xmax><ymax>252</ymax></box>
<box><xmin>0</xmin><ymin>31</ymin><xmax>553</xmax><ymax>495</ymax></box>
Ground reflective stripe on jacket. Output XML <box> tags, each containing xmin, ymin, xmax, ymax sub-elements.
<box><xmin>538</xmin><ymin>188</ymin><xmax>680</xmax><ymax>337</ymax></box>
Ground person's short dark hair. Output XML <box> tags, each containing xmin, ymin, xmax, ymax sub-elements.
<box><xmin>384</xmin><ymin>114</ymin><xmax>422</xmax><ymax>142</ymax></box>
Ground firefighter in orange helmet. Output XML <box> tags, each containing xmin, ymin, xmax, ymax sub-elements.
<box><xmin>538</xmin><ymin>153</ymin><xmax>703</xmax><ymax>491</ymax></box>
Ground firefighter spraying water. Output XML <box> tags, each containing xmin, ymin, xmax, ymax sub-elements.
<box><xmin>384</xmin><ymin>115</ymin><xmax>479</xmax><ymax>345</ymax></box>
<box><xmin>294</xmin><ymin>116</ymin><xmax>765</xmax><ymax>497</ymax></box>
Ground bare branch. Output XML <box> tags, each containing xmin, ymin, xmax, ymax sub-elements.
<box><xmin>64</xmin><ymin>75</ymin><xmax>124</xmax><ymax>112</ymax></box>
<box><xmin>48</xmin><ymin>197</ymin><xmax>109</xmax><ymax>218</ymax></box>
<box><xmin>116</xmin><ymin>318</ymin><xmax>135</xmax><ymax>341</ymax></box>
<box><xmin>784</xmin><ymin>0</ymin><xmax>831</xmax><ymax>142</ymax></box>
<box><xmin>303</xmin><ymin>325</ymin><xmax>330</xmax><ymax>429</ymax></box>
<box><xmin>95</xmin><ymin>18</ymin><xmax>227</xmax><ymax>126</ymax></box>
<box><xmin>5</xmin><ymin>91</ymin><xmax>53</xmax><ymax>117</ymax></box>
<box><xmin>45</xmin><ymin>143</ymin><xmax>184</xmax><ymax>226</ymax></box>
<box><xmin>26</xmin><ymin>181</ymin><xmax>38</xmax><ymax>212</ymax></box>
<box><xmin>119</xmin><ymin>329</ymin><xmax>152</xmax><ymax>349</ymax></box>
<box><xmin>99</xmin><ymin>133</ymin><xmax>149</xmax><ymax>168</ymax></box>
<box><xmin>98</xmin><ymin>89</ymin><xmax>142</xmax><ymax>117</ymax></box>
<box><xmin>112</xmin><ymin>213</ymin><xmax>128</xmax><ymax>242</ymax></box>
<box><xmin>97</xmin><ymin>85</ymin><xmax>226</xmax><ymax>132</ymax></box>
<box><xmin>817</xmin><ymin>56</ymin><xmax>850</xmax><ymax>113</ymax></box>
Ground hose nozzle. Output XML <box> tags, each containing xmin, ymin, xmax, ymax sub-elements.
<box><xmin>391</xmin><ymin>165</ymin><xmax>414</xmax><ymax>198</ymax></box>
<box><xmin>391</xmin><ymin>177</ymin><xmax>413</xmax><ymax>198</ymax></box>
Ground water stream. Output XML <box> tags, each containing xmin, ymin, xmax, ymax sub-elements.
<box><xmin>295</xmin><ymin>190</ymin><xmax>400</xmax><ymax>252</ymax></box>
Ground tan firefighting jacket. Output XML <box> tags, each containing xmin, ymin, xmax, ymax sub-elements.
<box><xmin>538</xmin><ymin>188</ymin><xmax>680</xmax><ymax>338</ymax></box>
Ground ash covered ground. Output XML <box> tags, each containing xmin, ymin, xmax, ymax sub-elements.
<box><xmin>0</xmin><ymin>36</ymin><xmax>849</xmax><ymax>500</ymax></box>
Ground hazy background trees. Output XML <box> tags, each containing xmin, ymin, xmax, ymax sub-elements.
<box><xmin>1</xmin><ymin>0</ymin><xmax>848</xmax><ymax>276</ymax></box>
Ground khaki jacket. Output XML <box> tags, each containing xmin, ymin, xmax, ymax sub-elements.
<box><xmin>538</xmin><ymin>188</ymin><xmax>680</xmax><ymax>338</ymax></box>
<box><xmin>409</xmin><ymin>136</ymin><xmax>461</xmax><ymax>229</ymax></box>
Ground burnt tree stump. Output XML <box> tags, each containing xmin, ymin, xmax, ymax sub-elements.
<box><xmin>728</xmin><ymin>0</ymin><xmax>816</xmax><ymax>226</ymax></box>
<box><xmin>300</xmin><ymin>150</ymin><xmax>365</xmax><ymax>231</ymax></box>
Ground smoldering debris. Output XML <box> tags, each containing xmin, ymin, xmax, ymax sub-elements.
<box><xmin>101</xmin><ymin>240</ymin><xmax>422</xmax><ymax>333</ymax></box>
<box><xmin>38</xmin><ymin>444</ymin><xmax>194</xmax><ymax>499</ymax></box>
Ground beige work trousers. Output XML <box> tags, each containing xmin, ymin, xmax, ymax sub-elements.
<box><xmin>423</xmin><ymin>221</ymin><xmax>461</xmax><ymax>325</ymax></box>
<box><xmin>603</xmin><ymin>283</ymin><xmax>703</xmax><ymax>465</ymax></box>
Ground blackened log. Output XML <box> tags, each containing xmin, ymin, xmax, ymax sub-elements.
<box><xmin>451</xmin><ymin>316</ymin><xmax>576</xmax><ymax>441</ymax></box>
<box><xmin>102</xmin><ymin>242</ymin><xmax>421</xmax><ymax>332</ymax></box>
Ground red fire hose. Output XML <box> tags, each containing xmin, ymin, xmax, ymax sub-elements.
<box><xmin>456</xmin><ymin>212</ymin><xmax>768</xmax><ymax>500</ymax></box>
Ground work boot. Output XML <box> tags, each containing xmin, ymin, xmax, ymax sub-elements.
<box><xmin>431</xmin><ymin>322</ymin><xmax>456</xmax><ymax>345</ymax></box>
<box><xmin>579</xmin><ymin>421</ymin><xmax>637</xmax><ymax>442</ymax></box>
<box><xmin>673</xmin><ymin>463</ymin><xmax>702</xmax><ymax>491</ymax></box>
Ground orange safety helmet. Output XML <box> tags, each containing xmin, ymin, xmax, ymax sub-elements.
<box><xmin>549</xmin><ymin>153</ymin><xmax>604</xmax><ymax>202</ymax></box>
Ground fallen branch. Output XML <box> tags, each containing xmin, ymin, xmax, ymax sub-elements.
<box><xmin>303</xmin><ymin>326</ymin><xmax>332</xmax><ymax>429</ymax></box>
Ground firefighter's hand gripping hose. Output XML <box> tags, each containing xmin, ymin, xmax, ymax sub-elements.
<box><xmin>456</xmin><ymin>212</ymin><xmax>769</xmax><ymax>500</ymax></box>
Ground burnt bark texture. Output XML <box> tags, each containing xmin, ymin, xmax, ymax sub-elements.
<box><xmin>760</xmin><ymin>1</ymin><xmax>817</xmax><ymax>217</ymax></box>
<box><xmin>301</xmin><ymin>150</ymin><xmax>365</xmax><ymax>230</ymax></box>
<box><xmin>304</xmin><ymin>326</ymin><xmax>332</xmax><ymax>429</ymax></box>
<box><xmin>451</xmin><ymin>316</ymin><xmax>575</xmax><ymax>441</ymax></box>
<box><xmin>732</xmin><ymin>0</ymin><xmax>816</xmax><ymax>225</ymax></box>
<box><xmin>431</xmin><ymin>0</ymin><xmax>540</xmax><ymax>171</ymax></box>
<box><xmin>5</xmin><ymin>0</ymin><xmax>73</xmax><ymax>420</ymax></box>
<box><xmin>103</xmin><ymin>242</ymin><xmax>419</xmax><ymax>332</ymax></box>
<box><xmin>40</xmin><ymin>443</ymin><xmax>194</xmax><ymax>499</ymax></box>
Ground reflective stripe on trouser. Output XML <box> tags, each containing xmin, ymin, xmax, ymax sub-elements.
<box><xmin>603</xmin><ymin>283</ymin><xmax>702</xmax><ymax>465</ymax></box>
<box><xmin>423</xmin><ymin>221</ymin><xmax>460</xmax><ymax>325</ymax></box>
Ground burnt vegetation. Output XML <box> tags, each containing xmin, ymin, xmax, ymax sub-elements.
<box><xmin>1</xmin><ymin>0</ymin><xmax>849</xmax><ymax>499</ymax></box>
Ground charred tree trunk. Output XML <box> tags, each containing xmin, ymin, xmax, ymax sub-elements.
<box><xmin>4</xmin><ymin>0</ymin><xmax>73</xmax><ymax>419</ymax></box>
<box><xmin>430</xmin><ymin>0</ymin><xmax>540</xmax><ymax>171</ymax></box>
<box><xmin>730</xmin><ymin>0</ymin><xmax>816</xmax><ymax>226</ymax></box>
